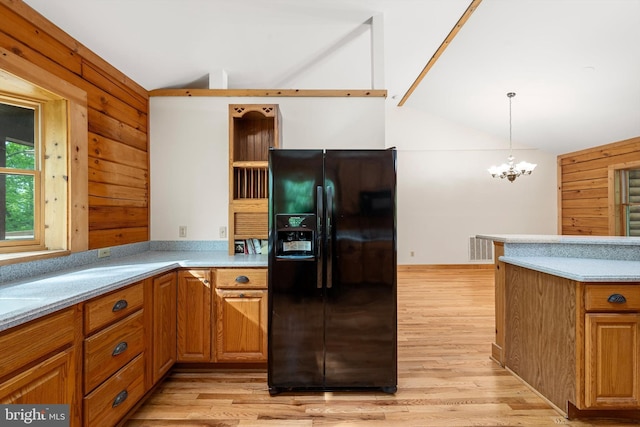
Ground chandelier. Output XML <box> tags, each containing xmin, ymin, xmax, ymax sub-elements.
<box><xmin>488</xmin><ymin>92</ymin><xmax>536</xmax><ymax>182</ymax></box>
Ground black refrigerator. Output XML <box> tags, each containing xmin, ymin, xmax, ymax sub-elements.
<box><xmin>267</xmin><ymin>148</ymin><xmax>397</xmax><ymax>395</ymax></box>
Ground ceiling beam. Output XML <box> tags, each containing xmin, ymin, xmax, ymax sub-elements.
<box><xmin>397</xmin><ymin>0</ymin><xmax>483</xmax><ymax>107</ymax></box>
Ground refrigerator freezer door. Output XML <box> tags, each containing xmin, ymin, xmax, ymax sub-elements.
<box><xmin>268</xmin><ymin>149</ymin><xmax>325</xmax><ymax>390</ymax></box>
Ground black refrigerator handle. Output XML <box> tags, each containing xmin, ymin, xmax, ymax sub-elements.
<box><xmin>316</xmin><ymin>186</ymin><xmax>323</xmax><ymax>289</ymax></box>
<box><xmin>326</xmin><ymin>186</ymin><xmax>333</xmax><ymax>289</ymax></box>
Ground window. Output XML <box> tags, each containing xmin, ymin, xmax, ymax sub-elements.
<box><xmin>0</xmin><ymin>62</ymin><xmax>88</xmax><ymax>263</ymax></box>
<box><xmin>0</xmin><ymin>50</ymin><xmax>88</xmax><ymax>264</ymax></box>
<box><xmin>0</xmin><ymin>98</ymin><xmax>42</xmax><ymax>250</ymax></box>
<box><xmin>616</xmin><ymin>168</ymin><xmax>640</xmax><ymax>237</ymax></box>
<box><xmin>0</xmin><ymin>90</ymin><xmax>68</xmax><ymax>256</ymax></box>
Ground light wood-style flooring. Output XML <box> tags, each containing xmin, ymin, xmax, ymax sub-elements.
<box><xmin>125</xmin><ymin>268</ymin><xmax>638</xmax><ymax>426</ymax></box>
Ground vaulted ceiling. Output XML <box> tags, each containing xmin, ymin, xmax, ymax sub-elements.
<box><xmin>23</xmin><ymin>0</ymin><xmax>640</xmax><ymax>155</ymax></box>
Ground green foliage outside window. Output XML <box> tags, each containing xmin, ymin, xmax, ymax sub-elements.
<box><xmin>3</xmin><ymin>140</ymin><xmax>36</xmax><ymax>238</ymax></box>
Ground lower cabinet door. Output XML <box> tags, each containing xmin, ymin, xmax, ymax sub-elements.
<box><xmin>177</xmin><ymin>269</ymin><xmax>211</xmax><ymax>362</ymax></box>
<box><xmin>84</xmin><ymin>354</ymin><xmax>145</xmax><ymax>427</ymax></box>
<box><xmin>214</xmin><ymin>289</ymin><xmax>267</xmax><ymax>362</ymax></box>
<box><xmin>0</xmin><ymin>347</ymin><xmax>76</xmax><ymax>404</ymax></box>
<box><xmin>585</xmin><ymin>313</ymin><xmax>640</xmax><ymax>408</ymax></box>
<box><xmin>152</xmin><ymin>271</ymin><xmax>177</xmax><ymax>383</ymax></box>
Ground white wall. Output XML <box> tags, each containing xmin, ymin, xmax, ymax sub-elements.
<box><xmin>149</xmin><ymin>96</ymin><xmax>385</xmax><ymax>241</ymax></box>
<box><xmin>386</xmin><ymin>105</ymin><xmax>557</xmax><ymax>265</ymax></box>
<box><xmin>150</xmin><ymin>96</ymin><xmax>558</xmax><ymax>265</ymax></box>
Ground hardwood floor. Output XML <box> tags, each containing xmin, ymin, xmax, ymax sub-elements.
<box><xmin>125</xmin><ymin>268</ymin><xmax>637</xmax><ymax>426</ymax></box>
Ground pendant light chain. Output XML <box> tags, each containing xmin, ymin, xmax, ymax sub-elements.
<box><xmin>508</xmin><ymin>92</ymin><xmax>514</xmax><ymax>154</ymax></box>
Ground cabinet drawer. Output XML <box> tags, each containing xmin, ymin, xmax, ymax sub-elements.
<box><xmin>84</xmin><ymin>310</ymin><xmax>145</xmax><ymax>393</ymax></box>
<box><xmin>84</xmin><ymin>353</ymin><xmax>145</xmax><ymax>427</ymax></box>
<box><xmin>84</xmin><ymin>281</ymin><xmax>144</xmax><ymax>334</ymax></box>
<box><xmin>0</xmin><ymin>308</ymin><xmax>76</xmax><ymax>379</ymax></box>
<box><xmin>585</xmin><ymin>284</ymin><xmax>640</xmax><ymax>312</ymax></box>
<box><xmin>215</xmin><ymin>268</ymin><xmax>267</xmax><ymax>289</ymax></box>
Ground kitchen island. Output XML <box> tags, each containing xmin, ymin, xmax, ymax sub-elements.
<box><xmin>478</xmin><ymin>234</ymin><xmax>640</xmax><ymax>420</ymax></box>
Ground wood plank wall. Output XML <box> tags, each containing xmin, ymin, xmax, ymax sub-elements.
<box><xmin>558</xmin><ymin>136</ymin><xmax>640</xmax><ymax>235</ymax></box>
<box><xmin>0</xmin><ymin>0</ymin><xmax>149</xmax><ymax>250</ymax></box>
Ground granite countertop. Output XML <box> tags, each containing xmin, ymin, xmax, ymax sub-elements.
<box><xmin>476</xmin><ymin>234</ymin><xmax>640</xmax><ymax>282</ymax></box>
<box><xmin>476</xmin><ymin>234</ymin><xmax>640</xmax><ymax>245</ymax></box>
<box><xmin>0</xmin><ymin>250</ymin><xmax>267</xmax><ymax>332</ymax></box>
<box><xmin>500</xmin><ymin>256</ymin><xmax>640</xmax><ymax>282</ymax></box>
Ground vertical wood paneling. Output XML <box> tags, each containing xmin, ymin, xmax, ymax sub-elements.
<box><xmin>505</xmin><ymin>265</ymin><xmax>577</xmax><ymax>411</ymax></box>
<box><xmin>558</xmin><ymin>136</ymin><xmax>640</xmax><ymax>235</ymax></box>
<box><xmin>0</xmin><ymin>0</ymin><xmax>150</xmax><ymax>249</ymax></box>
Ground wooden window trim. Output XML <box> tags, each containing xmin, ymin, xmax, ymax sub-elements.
<box><xmin>607</xmin><ymin>159</ymin><xmax>640</xmax><ymax>235</ymax></box>
<box><xmin>0</xmin><ymin>47</ymin><xmax>88</xmax><ymax>265</ymax></box>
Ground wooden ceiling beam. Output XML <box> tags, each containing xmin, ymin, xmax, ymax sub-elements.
<box><xmin>397</xmin><ymin>0</ymin><xmax>483</xmax><ymax>107</ymax></box>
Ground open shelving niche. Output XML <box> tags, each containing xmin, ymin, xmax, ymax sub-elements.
<box><xmin>228</xmin><ymin>104</ymin><xmax>281</xmax><ymax>255</ymax></box>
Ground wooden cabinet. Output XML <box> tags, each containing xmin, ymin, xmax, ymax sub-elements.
<box><xmin>176</xmin><ymin>267</ymin><xmax>268</xmax><ymax>363</ymax></box>
<box><xmin>583</xmin><ymin>284</ymin><xmax>640</xmax><ymax>409</ymax></box>
<box><xmin>504</xmin><ymin>265</ymin><xmax>640</xmax><ymax>417</ymax></box>
<box><xmin>151</xmin><ymin>271</ymin><xmax>177</xmax><ymax>384</ymax></box>
<box><xmin>213</xmin><ymin>268</ymin><xmax>268</xmax><ymax>362</ymax></box>
<box><xmin>82</xmin><ymin>281</ymin><xmax>146</xmax><ymax>427</ymax></box>
<box><xmin>0</xmin><ymin>307</ymin><xmax>81</xmax><ymax>426</ymax></box>
<box><xmin>0</xmin><ymin>263</ymin><xmax>266</xmax><ymax>426</ymax></box>
<box><xmin>177</xmin><ymin>269</ymin><xmax>212</xmax><ymax>362</ymax></box>
<box><xmin>228</xmin><ymin>104</ymin><xmax>281</xmax><ymax>254</ymax></box>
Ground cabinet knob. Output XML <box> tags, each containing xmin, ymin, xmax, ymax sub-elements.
<box><xmin>607</xmin><ymin>293</ymin><xmax>627</xmax><ymax>304</ymax></box>
<box><xmin>112</xmin><ymin>341</ymin><xmax>128</xmax><ymax>356</ymax></box>
<box><xmin>239</xmin><ymin>293</ymin><xmax>245</xmax><ymax>298</ymax></box>
<box><xmin>235</xmin><ymin>275</ymin><xmax>250</xmax><ymax>284</ymax></box>
<box><xmin>112</xmin><ymin>390</ymin><xmax>128</xmax><ymax>408</ymax></box>
<box><xmin>112</xmin><ymin>299</ymin><xmax>128</xmax><ymax>312</ymax></box>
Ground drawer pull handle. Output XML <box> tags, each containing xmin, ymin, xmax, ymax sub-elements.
<box><xmin>112</xmin><ymin>341</ymin><xmax>128</xmax><ymax>356</ymax></box>
<box><xmin>235</xmin><ymin>275</ymin><xmax>250</xmax><ymax>283</ymax></box>
<box><xmin>112</xmin><ymin>390</ymin><xmax>128</xmax><ymax>408</ymax></box>
<box><xmin>608</xmin><ymin>293</ymin><xmax>627</xmax><ymax>304</ymax></box>
<box><xmin>112</xmin><ymin>299</ymin><xmax>128</xmax><ymax>312</ymax></box>
<box><xmin>239</xmin><ymin>293</ymin><xmax>245</xmax><ymax>298</ymax></box>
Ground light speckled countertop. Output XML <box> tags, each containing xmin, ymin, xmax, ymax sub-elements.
<box><xmin>477</xmin><ymin>234</ymin><xmax>640</xmax><ymax>282</ymax></box>
<box><xmin>499</xmin><ymin>256</ymin><xmax>640</xmax><ymax>282</ymax></box>
<box><xmin>476</xmin><ymin>234</ymin><xmax>640</xmax><ymax>245</ymax></box>
<box><xmin>0</xmin><ymin>251</ymin><xmax>266</xmax><ymax>332</ymax></box>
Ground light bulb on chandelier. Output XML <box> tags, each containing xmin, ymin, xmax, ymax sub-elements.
<box><xmin>488</xmin><ymin>92</ymin><xmax>536</xmax><ymax>182</ymax></box>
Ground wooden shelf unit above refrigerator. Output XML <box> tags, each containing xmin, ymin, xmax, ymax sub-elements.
<box><xmin>228</xmin><ymin>104</ymin><xmax>281</xmax><ymax>255</ymax></box>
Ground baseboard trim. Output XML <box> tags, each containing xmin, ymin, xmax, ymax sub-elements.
<box><xmin>398</xmin><ymin>264</ymin><xmax>493</xmax><ymax>271</ymax></box>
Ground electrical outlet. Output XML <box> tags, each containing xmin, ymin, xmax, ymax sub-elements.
<box><xmin>179</xmin><ymin>226</ymin><xmax>187</xmax><ymax>238</ymax></box>
<box><xmin>219</xmin><ymin>226</ymin><xmax>227</xmax><ymax>238</ymax></box>
<box><xmin>410</xmin><ymin>251</ymin><xmax>415</xmax><ymax>257</ymax></box>
<box><xmin>98</xmin><ymin>248</ymin><xmax>111</xmax><ymax>258</ymax></box>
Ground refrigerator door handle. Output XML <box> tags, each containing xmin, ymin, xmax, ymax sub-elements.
<box><xmin>326</xmin><ymin>185</ymin><xmax>333</xmax><ymax>289</ymax></box>
<box><xmin>316</xmin><ymin>185</ymin><xmax>323</xmax><ymax>289</ymax></box>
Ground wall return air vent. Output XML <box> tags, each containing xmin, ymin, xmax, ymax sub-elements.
<box><xmin>468</xmin><ymin>236</ymin><xmax>493</xmax><ymax>262</ymax></box>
